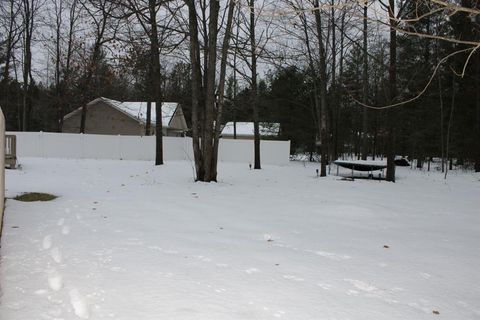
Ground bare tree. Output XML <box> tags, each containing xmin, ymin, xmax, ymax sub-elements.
<box><xmin>249</xmin><ymin>0</ymin><xmax>261</xmax><ymax>169</ymax></box>
<box><xmin>20</xmin><ymin>0</ymin><xmax>41</xmax><ymax>130</ymax></box>
<box><xmin>59</xmin><ymin>0</ymin><xmax>81</xmax><ymax>131</ymax></box>
<box><xmin>79</xmin><ymin>0</ymin><xmax>119</xmax><ymax>133</ymax></box>
<box><xmin>185</xmin><ymin>0</ymin><xmax>236</xmax><ymax>182</ymax></box>
<box><xmin>329</xmin><ymin>0</ymin><xmax>337</xmax><ymax>161</ymax></box>
<box><xmin>232</xmin><ymin>1</ymin><xmax>278</xmax><ymax>170</ymax></box>
<box><xmin>0</xmin><ymin>0</ymin><xmax>22</xmax><ymax>119</ymax></box>
<box><xmin>361</xmin><ymin>0</ymin><xmax>368</xmax><ymax>160</ymax></box>
<box><xmin>43</xmin><ymin>0</ymin><xmax>67</xmax><ymax>131</ymax></box>
<box><xmin>376</xmin><ymin>0</ymin><xmax>410</xmax><ymax>182</ymax></box>
<box><xmin>1</xmin><ymin>0</ymin><xmax>22</xmax><ymax>85</ymax></box>
<box><xmin>148</xmin><ymin>0</ymin><xmax>164</xmax><ymax>165</ymax></box>
<box><xmin>476</xmin><ymin>53</ymin><xmax>480</xmax><ymax>172</ymax></box>
<box><xmin>313</xmin><ymin>0</ymin><xmax>329</xmax><ymax>176</ymax></box>
<box><xmin>118</xmin><ymin>0</ymin><xmax>185</xmax><ymax>165</ymax></box>
<box><xmin>211</xmin><ymin>0</ymin><xmax>236</xmax><ymax>178</ymax></box>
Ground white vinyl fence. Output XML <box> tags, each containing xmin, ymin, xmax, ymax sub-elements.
<box><xmin>7</xmin><ymin>132</ymin><xmax>291</xmax><ymax>166</ymax></box>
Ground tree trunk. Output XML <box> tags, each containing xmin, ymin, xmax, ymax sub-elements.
<box><xmin>2</xmin><ymin>0</ymin><xmax>17</xmax><ymax>128</ymax></box>
<box><xmin>22</xmin><ymin>0</ymin><xmax>35</xmax><ymax>131</ymax></box>
<box><xmin>386</xmin><ymin>0</ymin><xmax>397</xmax><ymax>182</ymax></box>
<box><xmin>475</xmin><ymin>53</ymin><xmax>480</xmax><ymax>172</ymax></box>
<box><xmin>186</xmin><ymin>0</ymin><xmax>233</xmax><ymax>182</ymax></box>
<box><xmin>2</xmin><ymin>0</ymin><xmax>16</xmax><ymax>86</ymax></box>
<box><xmin>233</xmin><ymin>11</ymin><xmax>239</xmax><ymax>141</ymax></box>
<box><xmin>59</xmin><ymin>0</ymin><xmax>78</xmax><ymax>132</ymax></box>
<box><xmin>334</xmin><ymin>11</ymin><xmax>346</xmax><ymax>162</ymax></box>
<box><xmin>80</xmin><ymin>1</ymin><xmax>110</xmax><ymax>133</ymax></box>
<box><xmin>146</xmin><ymin>101</ymin><xmax>152</xmax><ymax>135</ymax></box>
<box><xmin>417</xmin><ymin>156</ymin><xmax>423</xmax><ymax>169</ymax></box>
<box><xmin>445</xmin><ymin>74</ymin><xmax>456</xmax><ymax>179</ymax></box>
<box><xmin>438</xmin><ymin>75</ymin><xmax>445</xmax><ymax>173</ymax></box>
<box><xmin>330</xmin><ymin>0</ymin><xmax>336</xmax><ymax>162</ymax></box>
<box><xmin>186</xmin><ymin>0</ymin><xmax>204</xmax><ymax>181</ymax></box>
<box><xmin>314</xmin><ymin>0</ymin><xmax>329</xmax><ymax>177</ymax></box>
<box><xmin>299</xmin><ymin>8</ymin><xmax>321</xmax><ymax>166</ymax></box>
<box><xmin>250</xmin><ymin>0</ymin><xmax>261</xmax><ymax>170</ymax></box>
<box><xmin>79</xmin><ymin>45</ymin><xmax>102</xmax><ymax>133</ymax></box>
<box><xmin>54</xmin><ymin>0</ymin><xmax>63</xmax><ymax>132</ymax></box>
<box><xmin>361</xmin><ymin>2</ymin><xmax>368</xmax><ymax>160</ymax></box>
<box><xmin>201</xmin><ymin>0</ymin><xmax>220</xmax><ymax>180</ymax></box>
<box><xmin>212</xmin><ymin>0</ymin><xmax>236</xmax><ymax>180</ymax></box>
<box><xmin>149</xmin><ymin>0</ymin><xmax>163</xmax><ymax>165</ymax></box>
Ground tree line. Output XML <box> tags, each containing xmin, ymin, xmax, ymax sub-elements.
<box><xmin>1</xmin><ymin>0</ymin><xmax>479</xmax><ymax>182</ymax></box>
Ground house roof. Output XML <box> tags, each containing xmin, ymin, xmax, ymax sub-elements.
<box><xmin>64</xmin><ymin>97</ymin><xmax>180</xmax><ymax>128</ymax></box>
<box><xmin>221</xmin><ymin>122</ymin><xmax>280</xmax><ymax>136</ymax></box>
<box><xmin>101</xmin><ymin>98</ymin><xmax>178</xmax><ymax>127</ymax></box>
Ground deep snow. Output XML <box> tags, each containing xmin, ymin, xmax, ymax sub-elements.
<box><xmin>0</xmin><ymin>158</ymin><xmax>479</xmax><ymax>320</ymax></box>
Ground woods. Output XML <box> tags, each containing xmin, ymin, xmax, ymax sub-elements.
<box><xmin>1</xmin><ymin>0</ymin><xmax>480</xmax><ymax>179</ymax></box>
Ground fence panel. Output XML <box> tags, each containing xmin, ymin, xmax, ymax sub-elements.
<box><xmin>6</xmin><ymin>132</ymin><xmax>290</xmax><ymax>166</ymax></box>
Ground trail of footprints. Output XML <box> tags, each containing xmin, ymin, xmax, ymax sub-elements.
<box><xmin>40</xmin><ymin>208</ymin><xmax>90</xmax><ymax>319</ymax></box>
<box><xmin>38</xmin><ymin>223</ymin><xmax>417</xmax><ymax>319</ymax></box>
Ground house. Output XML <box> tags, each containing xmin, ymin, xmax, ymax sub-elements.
<box><xmin>221</xmin><ymin>122</ymin><xmax>280</xmax><ymax>139</ymax></box>
<box><xmin>62</xmin><ymin>97</ymin><xmax>188</xmax><ymax>136</ymax></box>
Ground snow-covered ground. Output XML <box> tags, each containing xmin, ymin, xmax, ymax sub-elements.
<box><xmin>1</xmin><ymin>158</ymin><xmax>479</xmax><ymax>320</ymax></box>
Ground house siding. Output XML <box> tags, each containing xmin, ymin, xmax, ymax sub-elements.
<box><xmin>63</xmin><ymin>101</ymin><xmax>143</xmax><ymax>136</ymax></box>
<box><xmin>166</xmin><ymin>107</ymin><xmax>188</xmax><ymax>136</ymax></box>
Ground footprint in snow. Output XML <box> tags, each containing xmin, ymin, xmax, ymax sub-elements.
<box><xmin>317</xmin><ymin>283</ymin><xmax>332</xmax><ymax>290</ymax></box>
<box><xmin>69</xmin><ymin>288</ymin><xmax>90</xmax><ymax>319</ymax></box>
<box><xmin>407</xmin><ymin>301</ymin><xmax>435</xmax><ymax>314</ymax></box>
<box><xmin>306</xmin><ymin>249</ymin><xmax>351</xmax><ymax>261</ymax></box>
<box><xmin>47</xmin><ymin>307</ymin><xmax>63</xmax><ymax>317</ymax></box>
<box><xmin>193</xmin><ymin>255</ymin><xmax>211</xmax><ymax>262</ymax></box>
<box><xmin>346</xmin><ymin>289</ymin><xmax>360</xmax><ymax>296</ymax></box>
<box><xmin>245</xmin><ymin>268</ymin><xmax>260</xmax><ymax>274</ymax></box>
<box><xmin>262</xmin><ymin>307</ymin><xmax>286</xmax><ymax>318</ymax></box>
<box><xmin>62</xmin><ymin>225</ymin><xmax>70</xmax><ymax>235</ymax></box>
<box><xmin>216</xmin><ymin>263</ymin><xmax>229</xmax><ymax>268</ymax></box>
<box><xmin>43</xmin><ymin>235</ymin><xmax>53</xmax><ymax>250</ymax></box>
<box><xmin>50</xmin><ymin>247</ymin><xmax>63</xmax><ymax>263</ymax></box>
<box><xmin>57</xmin><ymin>218</ymin><xmax>65</xmax><ymax>226</ymax></box>
<box><xmin>283</xmin><ymin>275</ymin><xmax>304</xmax><ymax>281</ymax></box>
<box><xmin>110</xmin><ymin>266</ymin><xmax>126</xmax><ymax>272</ymax></box>
<box><xmin>344</xmin><ymin>279</ymin><xmax>378</xmax><ymax>293</ymax></box>
<box><xmin>34</xmin><ymin>289</ymin><xmax>48</xmax><ymax>295</ymax></box>
<box><xmin>47</xmin><ymin>272</ymin><xmax>63</xmax><ymax>291</ymax></box>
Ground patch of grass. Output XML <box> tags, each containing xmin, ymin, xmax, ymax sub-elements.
<box><xmin>14</xmin><ymin>192</ymin><xmax>57</xmax><ymax>202</ymax></box>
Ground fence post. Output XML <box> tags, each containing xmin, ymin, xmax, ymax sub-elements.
<box><xmin>39</xmin><ymin>131</ymin><xmax>45</xmax><ymax>158</ymax></box>
<box><xmin>118</xmin><ymin>134</ymin><xmax>122</xmax><ymax>160</ymax></box>
<box><xmin>0</xmin><ymin>108</ymin><xmax>6</xmax><ymax>239</ymax></box>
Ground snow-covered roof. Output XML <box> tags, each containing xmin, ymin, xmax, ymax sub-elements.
<box><xmin>99</xmin><ymin>97</ymin><xmax>178</xmax><ymax>127</ymax></box>
<box><xmin>221</xmin><ymin>122</ymin><xmax>280</xmax><ymax>136</ymax></box>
